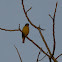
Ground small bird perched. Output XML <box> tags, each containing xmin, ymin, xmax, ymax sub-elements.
<box><xmin>22</xmin><ymin>23</ymin><xmax>29</xmax><ymax>43</ymax></box>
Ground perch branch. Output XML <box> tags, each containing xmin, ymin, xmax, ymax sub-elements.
<box><xmin>0</xmin><ymin>28</ymin><xmax>19</xmax><ymax>31</ymax></box>
<box><xmin>26</xmin><ymin>36</ymin><xmax>50</xmax><ymax>57</ymax></box>
<box><xmin>0</xmin><ymin>25</ymin><xmax>57</xmax><ymax>61</ymax></box>
<box><xmin>0</xmin><ymin>24</ymin><xmax>50</xmax><ymax>58</ymax></box>
<box><xmin>0</xmin><ymin>1</ymin><xmax>58</xmax><ymax>62</ymax></box>
<box><xmin>0</xmin><ymin>24</ymin><xmax>21</xmax><ymax>32</ymax></box>
<box><xmin>0</xmin><ymin>24</ymin><xmax>22</xmax><ymax>32</ymax></box>
<box><xmin>21</xmin><ymin>0</ymin><xmax>58</xmax><ymax>61</ymax></box>
<box><xmin>26</xmin><ymin>28</ymin><xmax>57</xmax><ymax>62</ymax></box>
<box><xmin>21</xmin><ymin>0</ymin><xmax>51</xmax><ymax>56</ymax></box>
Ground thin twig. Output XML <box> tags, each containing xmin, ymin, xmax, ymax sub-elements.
<box><xmin>37</xmin><ymin>51</ymin><xmax>48</xmax><ymax>62</ymax></box>
<box><xmin>0</xmin><ymin>24</ymin><xmax>22</xmax><ymax>32</ymax></box>
<box><xmin>56</xmin><ymin>54</ymin><xmax>62</xmax><ymax>59</ymax></box>
<box><xmin>49</xmin><ymin>14</ymin><xmax>53</xmax><ymax>20</ymax></box>
<box><xmin>0</xmin><ymin>28</ymin><xmax>19</xmax><ymax>31</ymax></box>
<box><xmin>26</xmin><ymin>7</ymin><xmax>32</xmax><ymax>13</ymax></box>
<box><xmin>37</xmin><ymin>51</ymin><xmax>41</xmax><ymax>62</ymax></box>
<box><xmin>38</xmin><ymin>52</ymin><xmax>48</xmax><ymax>61</ymax></box>
<box><xmin>14</xmin><ymin>45</ymin><xmax>22</xmax><ymax>62</ymax></box>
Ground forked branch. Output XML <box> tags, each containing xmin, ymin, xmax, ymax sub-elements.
<box><xmin>49</xmin><ymin>2</ymin><xmax>58</xmax><ymax>58</ymax></box>
<box><xmin>21</xmin><ymin>0</ymin><xmax>58</xmax><ymax>62</ymax></box>
<box><xmin>56</xmin><ymin>54</ymin><xmax>62</xmax><ymax>59</ymax></box>
<box><xmin>0</xmin><ymin>24</ymin><xmax>50</xmax><ymax>59</ymax></box>
<box><xmin>36</xmin><ymin>51</ymin><xmax>48</xmax><ymax>62</ymax></box>
<box><xmin>21</xmin><ymin>0</ymin><xmax>51</xmax><ymax>57</ymax></box>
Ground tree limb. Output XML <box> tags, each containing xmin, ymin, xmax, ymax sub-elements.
<box><xmin>49</xmin><ymin>2</ymin><xmax>58</xmax><ymax>58</ymax></box>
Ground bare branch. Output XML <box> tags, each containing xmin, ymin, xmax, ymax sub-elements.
<box><xmin>18</xmin><ymin>24</ymin><xmax>22</xmax><ymax>32</ymax></box>
<box><xmin>0</xmin><ymin>24</ymin><xmax>47</xmax><ymax>57</ymax></box>
<box><xmin>26</xmin><ymin>7</ymin><xmax>32</xmax><ymax>13</ymax></box>
<box><xmin>49</xmin><ymin>58</ymin><xmax>52</xmax><ymax>62</ymax></box>
<box><xmin>0</xmin><ymin>24</ymin><xmax>22</xmax><ymax>32</ymax></box>
<box><xmin>56</xmin><ymin>54</ymin><xmax>62</xmax><ymax>59</ymax></box>
<box><xmin>39</xmin><ymin>52</ymin><xmax>48</xmax><ymax>61</ymax></box>
<box><xmin>14</xmin><ymin>45</ymin><xmax>22</xmax><ymax>62</ymax></box>
<box><xmin>53</xmin><ymin>2</ymin><xmax>58</xmax><ymax>19</ymax></box>
<box><xmin>38</xmin><ymin>27</ymin><xmax>57</xmax><ymax>62</ymax></box>
<box><xmin>0</xmin><ymin>24</ymin><xmax>49</xmax><ymax>58</ymax></box>
<box><xmin>37</xmin><ymin>51</ymin><xmax>48</xmax><ymax>62</ymax></box>
<box><xmin>49</xmin><ymin>14</ymin><xmax>53</xmax><ymax>20</ymax></box>
<box><xmin>0</xmin><ymin>28</ymin><xmax>19</xmax><ymax>31</ymax></box>
<box><xmin>49</xmin><ymin>2</ymin><xmax>58</xmax><ymax>58</ymax></box>
<box><xmin>26</xmin><ymin>36</ymin><xmax>50</xmax><ymax>58</ymax></box>
<box><xmin>26</xmin><ymin>34</ymin><xmax>57</xmax><ymax>62</ymax></box>
<box><xmin>0</xmin><ymin>1</ymin><xmax>58</xmax><ymax>62</ymax></box>
<box><xmin>21</xmin><ymin>1</ymin><xmax>58</xmax><ymax>62</ymax></box>
<box><xmin>38</xmin><ymin>27</ymin><xmax>51</xmax><ymax>55</ymax></box>
<box><xmin>21</xmin><ymin>0</ymin><xmax>51</xmax><ymax>56</ymax></box>
<box><xmin>37</xmin><ymin>51</ymin><xmax>41</xmax><ymax>62</ymax></box>
<box><xmin>21</xmin><ymin>0</ymin><xmax>42</xmax><ymax>30</ymax></box>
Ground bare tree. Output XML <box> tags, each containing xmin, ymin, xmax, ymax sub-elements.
<box><xmin>0</xmin><ymin>0</ymin><xmax>62</xmax><ymax>62</ymax></box>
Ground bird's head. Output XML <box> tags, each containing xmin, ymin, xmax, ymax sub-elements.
<box><xmin>25</xmin><ymin>23</ymin><xmax>29</xmax><ymax>27</ymax></box>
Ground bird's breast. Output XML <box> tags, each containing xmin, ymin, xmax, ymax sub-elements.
<box><xmin>22</xmin><ymin>26</ymin><xmax>29</xmax><ymax>36</ymax></box>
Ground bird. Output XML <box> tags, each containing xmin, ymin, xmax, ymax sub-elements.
<box><xmin>22</xmin><ymin>23</ymin><xmax>29</xmax><ymax>43</ymax></box>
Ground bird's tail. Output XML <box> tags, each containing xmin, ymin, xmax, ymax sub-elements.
<box><xmin>22</xmin><ymin>37</ymin><xmax>25</xmax><ymax>43</ymax></box>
